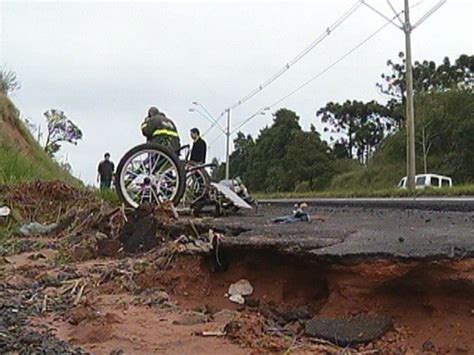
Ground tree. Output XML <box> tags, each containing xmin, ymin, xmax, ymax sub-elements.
<box><xmin>43</xmin><ymin>109</ymin><xmax>83</xmax><ymax>157</ymax></box>
<box><xmin>229</xmin><ymin>132</ymin><xmax>255</xmax><ymax>179</ymax></box>
<box><xmin>226</xmin><ymin>109</ymin><xmax>339</xmax><ymax>192</ymax></box>
<box><xmin>378</xmin><ymin>53</ymin><xmax>474</xmax><ymax>100</ymax></box>
<box><xmin>378</xmin><ymin>53</ymin><xmax>474</xmax><ymax>127</ymax></box>
<box><xmin>0</xmin><ymin>67</ymin><xmax>21</xmax><ymax>95</ymax></box>
<box><xmin>210</xmin><ymin>157</ymin><xmax>225</xmax><ymax>181</ymax></box>
<box><xmin>371</xmin><ymin>90</ymin><xmax>474</xmax><ymax>183</ymax></box>
<box><xmin>317</xmin><ymin>100</ymin><xmax>392</xmax><ymax>163</ymax></box>
<box><xmin>245</xmin><ymin>108</ymin><xmax>301</xmax><ymax>191</ymax></box>
<box><xmin>283</xmin><ymin>126</ymin><xmax>335</xmax><ymax>190</ymax></box>
<box><xmin>414</xmin><ymin>94</ymin><xmax>443</xmax><ymax>174</ymax></box>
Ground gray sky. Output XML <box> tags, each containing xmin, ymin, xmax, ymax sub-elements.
<box><xmin>1</xmin><ymin>0</ymin><xmax>473</xmax><ymax>184</ymax></box>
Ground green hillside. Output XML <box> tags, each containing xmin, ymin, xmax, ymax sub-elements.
<box><xmin>0</xmin><ymin>94</ymin><xmax>79</xmax><ymax>185</ymax></box>
<box><xmin>331</xmin><ymin>90</ymin><xmax>474</xmax><ymax>191</ymax></box>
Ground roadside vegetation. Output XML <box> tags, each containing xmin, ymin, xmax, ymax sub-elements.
<box><xmin>213</xmin><ymin>54</ymin><xmax>474</xmax><ymax>196</ymax></box>
<box><xmin>0</xmin><ymin>94</ymin><xmax>80</xmax><ymax>185</ymax></box>
<box><xmin>255</xmin><ymin>184</ymin><xmax>474</xmax><ymax>200</ymax></box>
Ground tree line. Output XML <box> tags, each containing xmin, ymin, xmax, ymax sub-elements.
<box><xmin>213</xmin><ymin>54</ymin><xmax>474</xmax><ymax>192</ymax></box>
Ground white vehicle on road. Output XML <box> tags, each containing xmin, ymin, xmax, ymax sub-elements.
<box><xmin>398</xmin><ymin>174</ymin><xmax>452</xmax><ymax>189</ymax></box>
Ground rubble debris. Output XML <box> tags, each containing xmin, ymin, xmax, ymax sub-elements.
<box><xmin>118</xmin><ymin>203</ymin><xmax>170</xmax><ymax>253</ymax></box>
<box><xmin>20</xmin><ymin>222</ymin><xmax>58</xmax><ymax>236</ymax></box>
<box><xmin>194</xmin><ymin>330</ymin><xmax>226</xmax><ymax>337</ymax></box>
<box><xmin>0</xmin><ymin>283</ymin><xmax>85</xmax><ymax>354</ymax></box>
<box><xmin>133</xmin><ymin>289</ymin><xmax>172</xmax><ymax>308</ymax></box>
<box><xmin>228</xmin><ymin>279</ymin><xmax>254</xmax><ymax>297</ymax></box>
<box><xmin>227</xmin><ymin>279</ymin><xmax>253</xmax><ymax>304</ymax></box>
<box><xmin>2</xmin><ymin>181</ymin><xmax>98</xmax><ymax>224</ymax></box>
<box><xmin>280</xmin><ymin>305</ymin><xmax>313</xmax><ymax>324</ymax></box>
<box><xmin>229</xmin><ymin>294</ymin><xmax>245</xmax><ymax>305</ymax></box>
<box><xmin>271</xmin><ymin>203</ymin><xmax>310</xmax><ymax>224</ymax></box>
<box><xmin>27</xmin><ymin>252</ymin><xmax>47</xmax><ymax>260</ymax></box>
<box><xmin>0</xmin><ymin>206</ymin><xmax>11</xmax><ymax>217</ymax></box>
<box><xmin>212</xmin><ymin>309</ymin><xmax>239</xmax><ymax>323</ymax></box>
<box><xmin>305</xmin><ymin>316</ymin><xmax>393</xmax><ymax>346</ymax></box>
<box><xmin>172</xmin><ymin>311</ymin><xmax>209</xmax><ymax>326</ymax></box>
<box><xmin>422</xmin><ymin>339</ymin><xmax>437</xmax><ymax>352</ymax></box>
<box><xmin>223</xmin><ymin>320</ymin><xmax>242</xmax><ymax>339</ymax></box>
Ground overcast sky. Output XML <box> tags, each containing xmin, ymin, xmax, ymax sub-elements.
<box><xmin>1</xmin><ymin>0</ymin><xmax>472</xmax><ymax>184</ymax></box>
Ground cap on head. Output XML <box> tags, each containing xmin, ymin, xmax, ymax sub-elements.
<box><xmin>148</xmin><ymin>106</ymin><xmax>159</xmax><ymax>117</ymax></box>
<box><xmin>190</xmin><ymin>128</ymin><xmax>200</xmax><ymax>136</ymax></box>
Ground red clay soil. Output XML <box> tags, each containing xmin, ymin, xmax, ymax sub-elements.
<box><xmin>50</xmin><ymin>294</ymin><xmax>247</xmax><ymax>355</ymax></box>
<box><xmin>133</xmin><ymin>252</ymin><xmax>474</xmax><ymax>353</ymax></box>
<box><xmin>5</xmin><ymin>244</ymin><xmax>474</xmax><ymax>354</ymax></box>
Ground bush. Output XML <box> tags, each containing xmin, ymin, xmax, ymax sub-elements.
<box><xmin>0</xmin><ymin>67</ymin><xmax>21</xmax><ymax>95</ymax></box>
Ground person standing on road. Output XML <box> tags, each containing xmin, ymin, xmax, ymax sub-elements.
<box><xmin>97</xmin><ymin>152</ymin><xmax>115</xmax><ymax>189</ymax></box>
<box><xmin>190</xmin><ymin>128</ymin><xmax>207</xmax><ymax>164</ymax></box>
<box><xmin>141</xmin><ymin>106</ymin><xmax>181</xmax><ymax>152</ymax></box>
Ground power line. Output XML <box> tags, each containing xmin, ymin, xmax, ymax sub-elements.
<box><xmin>231</xmin><ymin>0</ymin><xmax>435</xmax><ymax>134</ymax></box>
<box><xmin>386</xmin><ymin>0</ymin><xmax>405</xmax><ymax>26</ymax></box>
<box><xmin>361</xmin><ymin>0</ymin><xmax>403</xmax><ymax>29</ymax></box>
<box><xmin>232</xmin><ymin>11</ymin><xmax>401</xmax><ymax>133</ymax></box>
<box><xmin>225</xmin><ymin>0</ymin><xmax>364</xmax><ymax>113</ymax></box>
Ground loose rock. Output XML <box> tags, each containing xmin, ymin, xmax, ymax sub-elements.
<box><xmin>173</xmin><ymin>312</ymin><xmax>209</xmax><ymax>326</ymax></box>
<box><xmin>229</xmin><ymin>294</ymin><xmax>245</xmax><ymax>305</ymax></box>
<box><xmin>228</xmin><ymin>279</ymin><xmax>253</xmax><ymax>297</ymax></box>
<box><xmin>213</xmin><ymin>309</ymin><xmax>239</xmax><ymax>323</ymax></box>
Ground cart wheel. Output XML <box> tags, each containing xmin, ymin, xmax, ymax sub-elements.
<box><xmin>115</xmin><ymin>143</ymin><xmax>185</xmax><ymax>208</ymax></box>
<box><xmin>181</xmin><ymin>161</ymin><xmax>211</xmax><ymax>208</ymax></box>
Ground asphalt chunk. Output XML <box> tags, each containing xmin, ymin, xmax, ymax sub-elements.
<box><xmin>305</xmin><ymin>316</ymin><xmax>393</xmax><ymax>346</ymax></box>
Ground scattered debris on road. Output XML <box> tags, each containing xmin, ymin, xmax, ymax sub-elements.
<box><xmin>0</xmin><ymin>206</ymin><xmax>10</xmax><ymax>217</ymax></box>
<box><xmin>272</xmin><ymin>202</ymin><xmax>310</xmax><ymax>223</ymax></box>
<box><xmin>20</xmin><ymin>222</ymin><xmax>58</xmax><ymax>236</ymax></box>
<box><xmin>1</xmin><ymin>181</ymin><xmax>474</xmax><ymax>354</ymax></box>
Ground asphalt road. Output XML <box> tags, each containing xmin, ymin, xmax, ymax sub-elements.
<box><xmin>258</xmin><ymin>197</ymin><xmax>474</xmax><ymax>212</ymax></box>
<box><xmin>213</xmin><ymin>203</ymin><xmax>474</xmax><ymax>262</ymax></box>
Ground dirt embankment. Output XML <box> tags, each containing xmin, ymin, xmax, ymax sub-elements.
<box><xmin>1</xmin><ymin>181</ymin><xmax>474</xmax><ymax>354</ymax></box>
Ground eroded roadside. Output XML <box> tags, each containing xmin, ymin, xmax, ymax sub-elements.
<box><xmin>1</xmin><ymin>182</ymin><xmax>474</xmax><ymax>354</ymax></box>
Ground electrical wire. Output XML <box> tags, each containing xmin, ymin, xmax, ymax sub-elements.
<box><xmin>202</xmin><ymin>111</ymin><xmax>226</xmax><ymax>137</ymax></box>
<box><xmin>232</xmin><ymin>11</ymin><xmax>401</xmax><ymax>133</ymax></box>
<box><xmin>386</xmin><ymin>0</ymin><xmax>405</xmax><ymax>26</ymax></box>
<box><xmin>215</xmin><ymin>0</ymin><xmax>431</xmax><ymax>138</ymax></box>
<box><xmin>225</xmin><ymin>0</ymin><xmax>364</xmax><ymax>112</ymax></box>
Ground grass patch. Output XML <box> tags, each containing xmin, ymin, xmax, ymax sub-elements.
<box><xmin>255</xmin><ymin>184</ymin><xmax>474</xmax><ymax>200</ymax></box>
<box><xmin>95</xmin><ymin>188</ymin><xmax>121</xmax><ymax>206</ymax></box>
<box><xmin>0</xmin><ymin>95</ymin><xmax>80</xmax><ymax>186</ymax></box>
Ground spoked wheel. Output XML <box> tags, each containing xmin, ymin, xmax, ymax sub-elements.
<box><xmin>179</xmin><ymin>162</ymin><xmax>211</xmax><ymax>209</ymax></box>
<box><xmin>115</xmin><ymin>143</ymin><xmax>186</xmax><ymax>208</ymax></box>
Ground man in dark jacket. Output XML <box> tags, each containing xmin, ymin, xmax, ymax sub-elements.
<box><xmin>141</xmin><ymin>107</ymin><xmax>181</xmax><ymax>152</ymax></box>
<box><xmin>97</xmin><ymin>152</ymin><xmax>114</xmax><ymax>189</ymax></box>
<box><xmin>190</xmin><ymin>128</ymin><xmax>207</xmax><ymax>163</ymax></box>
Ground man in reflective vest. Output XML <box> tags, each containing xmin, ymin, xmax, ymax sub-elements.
<box><xmin>141</xmin><ymin>106</ymin><xmax>181</xmax><ymax>152</ymax></box>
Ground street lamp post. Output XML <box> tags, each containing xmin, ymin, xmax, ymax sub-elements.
<box><xmin>225</xmin><ymin>108</ymin><xmax>231</xmax><ymax>180</ymax></box>
<box><xmin>191</xmin><ymin>102</ymin><xmax>269</xmax><ymax>181</ymax></box>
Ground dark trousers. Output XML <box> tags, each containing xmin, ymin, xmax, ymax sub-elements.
<box><xmin>100</xmin><ymin>179</ymin><xmax>112</xmax><ymax>189</ymax></box>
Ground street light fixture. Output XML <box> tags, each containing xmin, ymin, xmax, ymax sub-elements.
<box><xmin>188</xmin><ymin>106</ymin><xmax>225</xmax><ymax>133</ymax></box>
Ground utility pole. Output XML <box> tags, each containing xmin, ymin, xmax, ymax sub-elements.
<box><xmin>404</xmin><ymin>0</ymin><xmax>416</xmax><ymax>190</ymax></box>
<box><xmin>225</xmin><ymin>108</ymin><xmax>231</xmax><ymax>180</ymax></box>
<box><xmin>362</xmin><ymin>0</ymin><xmax>447</xmax><ymax>190</ymax></box>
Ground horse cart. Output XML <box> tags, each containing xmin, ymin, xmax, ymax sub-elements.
<box><xmin>114</xmin><ymin>143</ymin><xmax>254</xmax><ymax>214</ymax></box>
